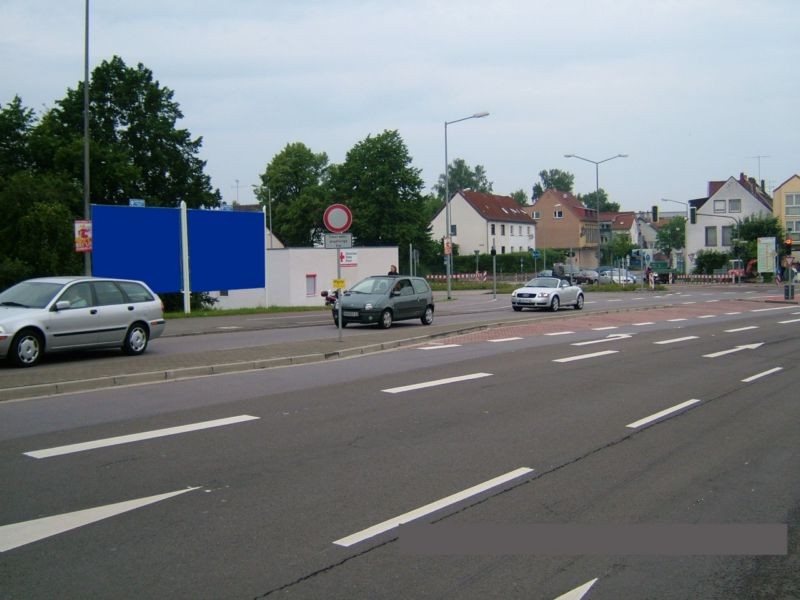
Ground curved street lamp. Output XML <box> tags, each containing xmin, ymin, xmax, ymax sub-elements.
<box><xmin>564</xmin><ymin>153</ymin><xmax>628</xmax><ymax>266</ymax></box>
<box><xmin>444</xmin><ymin>111</ymin><xmax>489</xmax><ymax>299</ymax></box>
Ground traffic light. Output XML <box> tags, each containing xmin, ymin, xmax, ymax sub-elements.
<box><xmin>651</xmin><ymin>205</ymin><xmax>658</xmax><ymax>222</ymax></box>
<box><xmin>689</xmin><ymin>206</ymin><xmax>697</xmax><ymax>224</ymax></box>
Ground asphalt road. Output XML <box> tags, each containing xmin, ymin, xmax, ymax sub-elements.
<box><xmin>1</xmin><ymin>284</ymin><xmax>798</xmax><ymax>599</ymax></box>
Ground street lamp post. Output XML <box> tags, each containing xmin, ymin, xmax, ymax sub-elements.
<box><xmin>83</xmin><ymin>0</ymin><xmax>91</xmax><ymax>276</ymax></box>
<box><xmin>564</xmin><ymin>153</ymin><xmax>628</xmax><ymax>267</ymax></box>
<box><xmin>445</xmin><ymin>111</ymin><xmax>489</xmax><ymax>299</ymax></box>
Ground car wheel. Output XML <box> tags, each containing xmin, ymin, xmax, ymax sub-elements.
<box><xmin>122</xmin><ymin>322</ymin><xmax>149</xmax><ymax>355</ymax></box>
<box><xmin>379</xmin><ymin>309</ymin><xmax>393</xmax><ymax>329</ymax></box>
<box><xmin>512</xmin><ymin>305</ymin><xmax>523</xmax><ymax>312</ymax></box>
<box><xmin>550</xmin><ymin>296</ymin><xmax>560</xmax><ymax>312</ymax></box>
<box><xmin>9</xmin><ymin>328</ymin><xmax>43</xmax><ymax>368</ymax></box>
<box><xmin>421</xmin><ymin>306</ymin><xmax>434</xmax><ymax>325</ymax></box>
<box><xmin>574</xmin><ymin>294</ymin><xmax>584</xmax><ymax>310</ymax></box>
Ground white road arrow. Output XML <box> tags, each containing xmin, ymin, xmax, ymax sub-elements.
<box><xmin>703</xmin><ymin>342</ymin><xmax>764</xmax><ymax>358</ymax></box>
<box><xmin>0</xmin><ymin>487</ymin><xmax>199</xmax><ymax>553</ymax></box>
<box><xmin>572</xmin><ymin>333</ymin><xmax>632</xmax><ymax>346</ymax></box>
<box><xmin>553</xmin><ymin>578</ymin><xmax>598</xmax><ymax>600</ymax></box>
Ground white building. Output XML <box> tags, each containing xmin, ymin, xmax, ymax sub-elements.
<box><xmin>687</xmin><ymin>174</ymin><xmax>772</xmax><ymax>269</ymax></box>
<box><xmin>430</xmin><ymin>190</ymin><xmax>536</xmax><ymax>255</ymax></box>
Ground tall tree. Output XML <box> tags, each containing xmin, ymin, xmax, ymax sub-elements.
<box><xmin>0</xmin><ymin>96</ymin><xmax>35</xmax><ymax>178</ymax></box>
<box><xmin>328</xmin><ymin>130</ymin><xmax>435</xmax><ymax>265</ymax></box>
<box><xmin>579</xmin><ymin>189</ymin><xmax>620</xmax><ymax>213</ymax></box>
<box><xmin>532</xmin><ymin>168</ymin><xmax>574</xmax><ymax>200</ymax></box>
<box><xmin>509</xmin><ymin>189</ymin><xmax>529</xmax><ymax>206</ymax></box>
<box><xmin>433</xmin><ymin>158</ymin><xmax>493</xmax><ymax>201</ymax></box>
<box><xmin>31</xmin><ymin>56</ymin><xmax>219</xmax><ymax>208</ymax></box>
<box><xmin>655</xmin><ymin>217</ymin><xmax>686</xmax><ymax>264</ymax></box>
<box><xmin>255</xmin><ymin>142</ymin><xmax>329</xmax><ymax>246</ymax></box>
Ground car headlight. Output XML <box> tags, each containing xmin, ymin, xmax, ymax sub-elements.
<box><xmin>538</xmin><ymin>292</ymin><xmax>550</xmax><ymax>298</ymax></box>
<box><xmin>365</xmin><ymin>303</ymin><xmax>373</xmax><ymax>310</ymax></box>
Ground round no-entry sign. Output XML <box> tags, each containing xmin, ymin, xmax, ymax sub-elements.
<box><xmin>323</xmin><ymin>204</ymin><xmax>353</xmax><ymax>233</ymax></box>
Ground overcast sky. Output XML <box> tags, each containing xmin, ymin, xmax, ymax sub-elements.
<box><xmin>2</xmin><ymin>0</ymin><xmax>797</xmax><ymax>212</ymax></box>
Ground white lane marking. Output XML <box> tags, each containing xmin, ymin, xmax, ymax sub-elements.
<box><xmin>216</xmin><ymin>326</ymin><xmax>243</xmax><ymax>330</ymax></box>
<box><xmin>382</xmin><ymin>373</ymin><xmax>492</xmax><ymax>394</ymax></box>
<box><xmin>592</xmin><ymin>326</ymin><xmax>618</xmax><ymax>331</ymax></box>
<box><xmin>705</xmin><ymin>299</ymin><xmax>720</xmax><ymax>303</ymax></box>
<box><xmin>333</xmin><ymin>468</ymin><xmax>533</xmax><ymax>547</ymax></box>
<box><xmin>633</xmin><ymin>322</ymin><xmax>655</xmax><ymax>326</ymax></box>
<box><xmin>418</xmin><ymin>344</ymin><xmax>462</xmax><ymax>350</ymax></box>
<box><xmin>626</xmin><ymin>399</ymin><xmax>702</xmax><ymax>429</ymax></box>
<box><xmin>606</xmin><ymin>299</ymin><xmax>622</xmax><ymax>302</ymax></box>
<box><xmin>24</xmin><ymin>415</ymin><xmax>260</xmax><ymax>459</ymax></box>
<box><xmin>778</xmin><ymin>318</ymin><xmax>800</xmax><ymax>324</ymax></box>
<box><xmin>725</xmin><ymin>312</ymin><xmax>742</xmax><ymax>315</ymax></box>
<box><xmin>697</xmin><ymin>315</ymin><xmax>717</xmax><ymax>319</ymax></box>
<box><xmin>0</xmin><ymin>487</ymin><xmax>199</xmax><ymax>553</ymax></box>
<box><xmin>554</xmin><ymin>578</ymin><xmax>599</xmax><ymax>600</ymax></box>
<box><xmin>667</xmin><ymin>318</ymin><xmax>687</xmax><ymax>322</ymax></box>
<box><xmin>681</xmin><ymin>301</ymin><xmax>697</xmax><ymax>305</ymax></box>
<box><xmin>545</xmin><ymin>331</ymin><xmax>575</xmax><ymax>336</ymax></box>
<box><xmin>725</xmin><ymin>326</ymin><xmax>758</xmax><ymax>333</ymax></box>
<box><xmin>654</xmin><ymin>336</ymin><xmax>699</xmax><ymax>345</ymax></box>
<box><xmin>703</xmin><ymin>343</ymin><xmax>764</xmax><ymax>358</ymax></box>
<box><xmin>751</xmin><ymin>306</ymin><xmax>795</xmax><ymax>312</ymax></box>
<box><xmin>742</xmin><ymin>367</ymin><xmax>783</xmax><ymax>383</ymax></box>
<box><xmin>488</xmin><ymin>337</ymin><xmax>523</xmax><ymax>343</ymax></box>
<box><xmin>553</xmin><ymin>350</ymin><xmax>619</xmax><ymax>363</ymax></box>
<box><xmin>572</xmin><ymin>334</ymin><xmax>632</xmax><ymax>346</ymax></box>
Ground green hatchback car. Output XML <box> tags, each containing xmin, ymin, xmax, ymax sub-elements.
<box><xmin>330</xmin><ymin>275</ymin><xmax>434</xmax><ymax>329</ymax></box>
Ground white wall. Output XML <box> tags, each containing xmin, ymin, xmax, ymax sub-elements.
<box><xmin>209</xmin><ymin>246</ymin><xmax>398</xmax><ymax>309</ymax></box>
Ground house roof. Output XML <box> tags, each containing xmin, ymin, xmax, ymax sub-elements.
<box><xmin>706</xmin><ymin>173</ymin><xmax>773</xmax><ymax>211</ymax></box>
<box><xmin>608</xmin><ymin>211</ymin><xmax>636</xmax><ymax>231</ymax></box>
<box><xmin>530</xmin><ymin>189</ymin><xmax>597</xmax><ymax>222</ymax></box>
<box><xmin>774</xmin><ymin>174</ymin><xmax>800</xmax><ymax>192</ymax></box>
<box><xmin>459</xmin><ymin>190</ymin><xmax>536</xmax><ymax>224</ymax></box>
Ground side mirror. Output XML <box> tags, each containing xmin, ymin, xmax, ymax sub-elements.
<box><xmin>54</xmin><ymin>300</ymin><xmax>71</xmax><ymax>311</ymax></box>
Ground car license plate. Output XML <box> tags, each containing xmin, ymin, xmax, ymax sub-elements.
<box><xmin>343</xmin><ymin>311</ymin><xmax>359</xmax><ymax>317</ymax></box>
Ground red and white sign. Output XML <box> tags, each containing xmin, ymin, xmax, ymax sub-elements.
<box><xmin>339</xmin><ymin>250</ymin><xmax>358</xmax><ymax>267</ymax></box>
<box><xmin>74</xmin><ymin>220</ymin><xmax>92</xmax><ymax>253</ymax></box>
<box><xmin>323</xmin><ymin>204</ymin><xmax>352</xmax><ymax>233</ymax></box>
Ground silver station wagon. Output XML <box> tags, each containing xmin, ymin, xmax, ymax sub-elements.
<box><xmin>0</xmin><ymin>276</ymin><xmax>166</xmax><ymax>367</ymax></box>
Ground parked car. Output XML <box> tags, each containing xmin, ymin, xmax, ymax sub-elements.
<box><xmin>598</xmin><ymin>269</ymin><xmax>636</xmax><ymax>285</ymax></box>
<box><xmin>576</xmin><ymin>269</ymin><xmax>599</xmax><ymax>284</ymax></box>
<box><xmin>326</xmin><ymin>275</ymin><xmax>434</xmax><ymax>328</ymax></box>
<box><xmin>0</xmin><ymin>276</ymin><xmax>166</xmax><ymax>367</ymax></box>
<box><xmin>511</xmin><ymin>277</ymin><xmax>584</xmax><ymax>312</ymax></box>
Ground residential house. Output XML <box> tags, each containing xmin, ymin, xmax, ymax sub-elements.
<box><xmin>772</xmin><ymin>174</ymin><xmax>800</xmax><ymax>253</ymax></box>
<box><xmin>429</xmin><ymin>190</ymin><xmax>536</xmax><ymax>255</ymax></box>
<box><xmin>521</xmin><ymin>189</ymin><xmax>600</xmax><ymax>268</ymax></box>
<box><xmin>687</xmin><ymin>173</ymin><xmax>772</xmax><ymax>270</ymax></box>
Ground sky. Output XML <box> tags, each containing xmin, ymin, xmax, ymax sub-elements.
<box><xmin>2</xmin><ymin>0</ymin><xmax>798</xmax><ymax>213</ymax></box>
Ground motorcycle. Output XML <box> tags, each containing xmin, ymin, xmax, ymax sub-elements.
<box><xmin>320</xmin><ymin>289</ymin><xmax>339</xmax><ymax>306</ymax></box>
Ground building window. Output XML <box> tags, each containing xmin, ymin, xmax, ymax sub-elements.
<box><xmin>721</xmin><ymin>225</ymin><xmax>733</xmax><ymax>246</ymax></box>
<box><xmin>450</xmin><ymin>224</ymin><xmax>457</xmax><ymax>236</ymax></box>
<box><xmin>554</xmin><ymin>210</ymin><xmax>564</xmax><ymax>219</ymax></box>
<box><xmin>786</xmin><ymin>220</ymin><xmax>799</xmax><ymax>233</ymax></box>
<box><xmin>786</xmin><ymin>193</ymin><xmax>800</xmax><ymax>217</ymax></box>
<box><xmin>510</xmin><ymin>246</ymin><xmax>514</xmax><ymax>253</ymax></box>
<box><xmin>501</xmin><ymin>246</ymin><xmax>506</xmax><ymax>254</ymax></box>
<box><xmin>713</xmin><ymin>199</ymin><xmax>726</xmax><ymax>213</ymax></box>
<box><xmin>705</xmin><ymin>226</ymin><xmax>717</xmax><ymax>247</ymax></box>
<box><xmin>305</xmin><ymin>274</ymin><xmax>316</xmax><ymax>297</ymax></box>
<box><xmin>510</xmin><ymin>225</ymin><xmax>515</xmax><ymax>235</ymax></box>
<box><xmin>527</xmin><ymin>226</ymin><xmax>532</xmax><ymax>236</ymax></box>
<box><xmin>490</xmin><ymin>223</ymin><xmax>496</xmax><ymax>235</ymax></box>
<box><xmin>500</xmin><ymin>224</ymin><xmax>506</xmax><ymax>235</ymax></box>
<box><xmin>532</xmin><ymin>211</ymin><xmax>540</xmax><ymax>219</ymax></box>
<box><xmin>728</xmin><ymin>198</ymin><xmax>741</xmax><ymax>213</ymax></box>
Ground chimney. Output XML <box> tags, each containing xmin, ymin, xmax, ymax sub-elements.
<box><xmin>761</xmin><ymin>179</ymin><xmax>766</xmax><ymax>192</ymax></box>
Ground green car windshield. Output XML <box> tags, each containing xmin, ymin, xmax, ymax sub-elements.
<box><xmin>349</xmin><ymin>277</ymin><xmax>394</xmax><ymax>295</ymax></box>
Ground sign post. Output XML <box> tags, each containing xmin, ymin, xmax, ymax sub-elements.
<box><xmin>324</xmin><ymin>204</ymin><xmax>353</xmax><ymax>341</ymax></box>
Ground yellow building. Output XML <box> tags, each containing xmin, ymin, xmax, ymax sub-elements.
<box><xmin>773</xmin><ymin>174</ymin><xmax>800</xmax><ymax>251</ymax></box>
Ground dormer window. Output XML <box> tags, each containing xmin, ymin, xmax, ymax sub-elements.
<box><xmin>554</xmin><ymin>209</ymin><xmax>564</xmax><ymax>219</ymax></box>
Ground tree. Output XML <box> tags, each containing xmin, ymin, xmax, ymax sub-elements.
<box><xmin>693</xmin><ymin>249</ymin><xmax>729</xmax><ymax>275</ymax></box>
<box><xmin>31</xmin><ymin>56</ymin><xmax>219</xmax><ymax>208</ymax></box>
<box><xmin>433</xmin><ymin>158</ymin><xmax>493</xmax><ymax>201</ymax></box>
<box><xmin>607</xmin><ymin>233</ymin><xmax>634</xmax><ymax>264</ymax></box>
<box><xmin>578</xmin><ymin>189</ymin><xmax>619</xmax><ymax>213</ymax></box>
<box><xmin>509</xmin><ymin>189</ymin><xmax>528</xmax><ymax>206</ymax></box>
<box><xmin>732</xmin><ymin>213</ymin><xmax>784</xmax><ymax>266</ymax></box>
<box><xmin>0</xmin><ymin>96</ymin><xmax>35</xmax><ymax>178</ymax></box>
<box><xmin>255</xmin><ymin>142</ymin><xmax>329</xmax><ymax>246</ymax></box>
<box><xmin>532</xmin><ymin>169</ymin><xmax>574</xmax><ymax>200</ymax></box>
<box><xmin>655</xmin><ymin>217</ymin><xmax>686</xmax><ymax>263</ymax></box>
<box><xmin>328</xmin><ymin>130</ymin><xmax>436</xmax><ymax>268</ymax></box>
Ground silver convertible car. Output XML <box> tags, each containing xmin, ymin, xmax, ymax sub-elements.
<box><xmin>0</xmin><ymin>276</ymin><xmax>166</xmax><ymax>367</ymax></box>
<box><xmin>511</xmin><ymin>277</ymin><xmax>584</xmax><ymax>312</ymax></box>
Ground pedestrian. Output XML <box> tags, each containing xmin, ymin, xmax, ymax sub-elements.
<box><xmin>645</xmin><ymin>265</ymin><xmax>654</xmax><ymax>290</ymax></box>
<box><xmin>388</xmin><ymin>264</ymin><xmax>399</xmax><ymax>276</ymax></box>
